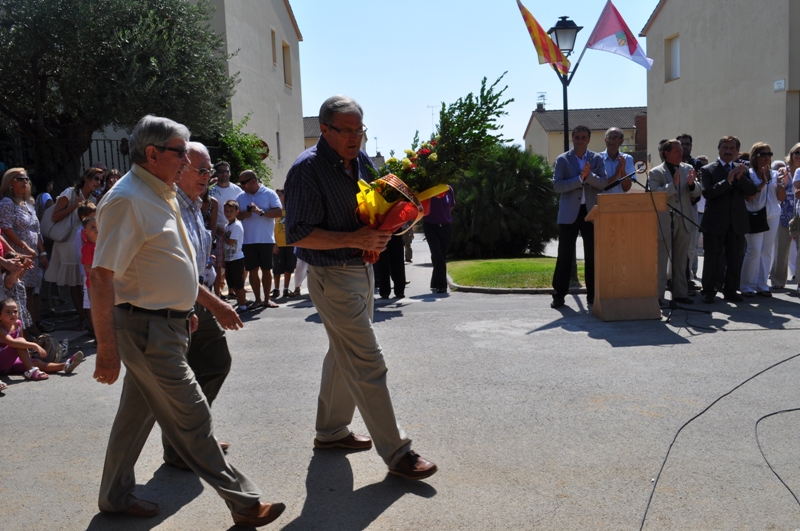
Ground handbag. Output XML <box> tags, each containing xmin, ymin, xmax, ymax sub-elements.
<box><xmin>40</xmin><ymin>190</ymin><xmax>76</xmax><ymax>242</ymax></box>
<box><xmin>32</xmin><ymin>334</ymin><xmax>63</xmax><ymax>363</ymax></box>
<box><xmin>748</xmin><ymin>206</ymin><xmax>769</xmax><ymax>234</ymax></box>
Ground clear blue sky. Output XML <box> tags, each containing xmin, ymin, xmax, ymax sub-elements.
<box><xmin>291</xmin><ymin>0</ymin><xmax>656</xmax><ymax>157</ymax></box>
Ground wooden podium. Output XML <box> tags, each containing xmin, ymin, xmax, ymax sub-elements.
<box><xmin>585</xmin><ymin>192</ymin><xmax>666</xmax><ymax>321</ymax></box>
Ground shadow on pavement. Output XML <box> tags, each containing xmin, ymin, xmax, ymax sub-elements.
<box><xmin>83</xmin><ymin>466</ymin><xmax>204</xmax><ymax>531</ymax></box>
<box><xmin>279</xmin><ymin>450</ymin><xmax>436</xmax><ymax>531</ymax></box>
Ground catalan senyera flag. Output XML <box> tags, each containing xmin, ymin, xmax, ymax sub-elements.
<box><xmin>586</xmin><ymin>0</ymin><xmax>653</xmax><ymax>70</ymax></box>
<box><xmin>516</xmin><ymin>0</ymin><xmax>571</xmax><ymax>75</ymax></box>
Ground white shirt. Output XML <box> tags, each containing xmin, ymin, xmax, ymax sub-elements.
<box><xmin>748</xmin><ymin>168</ymin><xmax>782</xmax><ymax>219</ymax></box>
<box><xmin>210</xmin><ymin>182</ymin><xmax>242</xmax><ymax>229</ymax></box>
<box><xmin>224</xmin><ymin>220</ymin><xmax>245</xmax><ymax>261</ymax></box>
<box><xmin>236</xmin><ymin>185</ymin><xmax>282</xmax><ymax>245</ymax></box>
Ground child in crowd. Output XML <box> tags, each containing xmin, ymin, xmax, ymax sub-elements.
<box><xmin>72</xmin><ymin>201</ymin><xmax>96</xmax><ymax>331</ymax></box>
<box><xmin>2</xmin><ymin>251</ymin><xmax>41</xmax><ymax>336</ymax></box>
<box><xmin>222</xmin><ymin>200</ymin><xmax>248</xmax><ymax>312</ymax></box>
<box><xmin>0</xmin><ymin>298</ymin><xmax>83</xmax><ymax>381</ymax></box>
<box><xmin>80</xmin><ymin>217</ymin><xmax>97</xmax><ymax>335</ymax></box>
<box><xmin>271</xmin><ymin>189</ymin><xmax>297</xmax><ymax>298</ymax></box>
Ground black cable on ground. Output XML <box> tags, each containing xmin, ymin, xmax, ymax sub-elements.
<box><xmin>639</xmin><ymin>352</ymin><xmax>800</xmax><ymax>531</ymax></box>
<box><xmin>755</xmin><ymin>407</ymin><xmax>800</xmax><ymax>507</ymax></box>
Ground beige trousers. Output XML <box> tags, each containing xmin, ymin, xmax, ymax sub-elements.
<box><xmin>98</xmin><ymin>308</ymin><xmax>261</xmax><ymax>513</ymax></box>
<box><xmin>308</xmin><ymin>264</ymin><xmax>411</xmax><ymax>468</ymax></box>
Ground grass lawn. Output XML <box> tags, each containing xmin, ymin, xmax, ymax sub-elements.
<box><xmin>447</xmin><ymin>257</ymin><xmax>585</xmax><ymax>289</ymax></box>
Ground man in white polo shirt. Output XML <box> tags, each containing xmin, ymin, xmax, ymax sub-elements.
<box><xmin>236</xmin><ymin>170</ymin><xmax>282</xmax><ymax>308</ymax></box>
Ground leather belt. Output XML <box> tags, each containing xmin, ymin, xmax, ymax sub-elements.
<box><xmin>116</xmin><ymin>303</ymin><xmax>194</xmax><ymax>320</ymax></box>
<box><xmin>342</xmin><ymin>259</ymin><xmax>366</xmax><ymax>267</ymax></box>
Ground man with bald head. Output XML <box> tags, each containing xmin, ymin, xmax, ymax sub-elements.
<box><xmin>236</xmin><ymin>170</ymin><xmax>282</xmax><ymax>308</ymax></box>
<box><xmin>161</xmin><ymin>141</ymin><xmax>236</xmax><ymax>470</ymax></box>
<box><xmin>601</xmin><ymin>127</ymin><xmax>633</xmax><ymax>194</ymax></box>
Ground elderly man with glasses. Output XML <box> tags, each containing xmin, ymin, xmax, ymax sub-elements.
<box><xmin>91</xmin><ymin>115</ymin><xmax>285</xmax><ymax>527</ymax></box>
<box><xmin>285</xmin><ymin>95</ymin><xmax>438</xmax><ymax>481</ymax></box>
<box><xmin>160</xmin><ymin>141</ymin><xmax>235</xmax><ymax>471</ymax></box>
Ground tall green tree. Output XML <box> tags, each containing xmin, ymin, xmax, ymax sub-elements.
<box><xmin>434</xmin><ymin>73</ymin><xmax>513</xmax><ymax>185</ymax></box>
<box><xmin>450</xmin><ymin>144</ymin><xmax>559</xmax><ymax>258</ymax></box>
<box><xmin>0</xmin><ymin>0</ymin><xmax>236</xmax><ymax>185</ymax></box>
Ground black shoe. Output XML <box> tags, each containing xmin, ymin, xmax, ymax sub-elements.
<box><xmin>551</xmin><ymin>297</ymin><xmax>565</xmax><ymax>309</ymax></box>
<box><xmin>741</xmin><ymin>291</ymin><xmax>755</xmax><ymax>298</ymax></box>
<box><xmin>673</xmin><ymin>297</ymin><xmax>694</xmax><ymax>304</ymax></box>
<box><xmin>724</xmin><ymin>292</ymin><xmax>744</xmax><ymax>302</ymax></box>
<box><xmin>701</xmin><ymin>293</ymin><xmax>715</xmax><ymax>304</ymax></box>
<box><xmin>756</xmin><ymin>291</ymin><xmax>773</xmax><ymax>298</ymax></box>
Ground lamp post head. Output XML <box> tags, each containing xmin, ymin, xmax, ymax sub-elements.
<box><xmin>548</xmin><ymin>16</ymin><xmax>583</xmax><ymax>56</ymax></box>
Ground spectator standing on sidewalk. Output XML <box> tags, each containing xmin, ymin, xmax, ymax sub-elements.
<box><xmin>423</xmin><ymin>185</ymin><xmax>455</xmax><ymax>294</ymax></box>
<box><xmin>236</xmin><ymin>171</ymin><xmax>282</xmax><ymax>308</ymax></box>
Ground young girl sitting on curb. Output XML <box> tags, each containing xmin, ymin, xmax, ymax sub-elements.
<box><xmin>0</xmin><ymin>297</ymin><xmax>83</xmax><ymax>380</ymax></box>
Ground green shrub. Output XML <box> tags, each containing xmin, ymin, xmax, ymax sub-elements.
<box><xmin>215</xmin><ymin>115</ymin><xmax>272</xmax><ymax>185</ymax></box>
<box><xmin>450</xmin><ymin>144</ymin><xmax>558</xmax><ymax>258</ymax></box>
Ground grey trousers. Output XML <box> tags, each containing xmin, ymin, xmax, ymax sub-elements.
<box><xmin>658</xmin><ymin>223</ymin><xmax>692</xmax><ymax>299</ymax></box>
<box><xmin>770</xmin><ymin>224</ymin><xmax>798</xmax><ymax>288</ymax></box>
<box><xmin>98</xmin><ymin>308</ymin><xmax>261</xmax><ymax>513</ymax></box>
<box><xmin>163</xmin><ymin>303</ymin><xmax>231</xmax><ymax>464</ymax></box>
<box><xmin>308</xmin><ymin>264</ymin><xmax>411</xmax><ymax>468</ymax></box>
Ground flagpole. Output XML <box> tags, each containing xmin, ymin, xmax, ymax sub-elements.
<box><xmin>568</xmin><ymin>0</ymin><xmax>606</xmax><ymax>84</ymax></box>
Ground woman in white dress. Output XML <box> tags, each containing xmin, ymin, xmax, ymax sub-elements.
<box><xmin>44</xmin><ymin>168</ymin><xmax>102</xmax><ymax>328</ymax></box>
<box><xmin>741</xmin><ymin>143</ymin><xmax>788</xmax><ymax>296</ymax></box>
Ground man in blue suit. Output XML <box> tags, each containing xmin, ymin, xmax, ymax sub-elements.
<box><xmin>551</xmin><ymin>125</ymin><xmax>609</xmax><ymax>309</ymax></box>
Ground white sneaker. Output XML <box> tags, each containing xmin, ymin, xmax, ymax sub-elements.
<box><xmin>64</xmin><ymin>351</ymin><xmax>83</xmax><ymax>374</ymax></box>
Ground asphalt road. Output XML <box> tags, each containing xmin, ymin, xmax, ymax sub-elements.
<box><xmin>2</xmin><ymin>234</ymin><xmax>800</xmax><ymax>530</ymax></box>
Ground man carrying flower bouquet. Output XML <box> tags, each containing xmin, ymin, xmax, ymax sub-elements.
<box><xmin>284</xmin><ymin>95</ymin><xmax>438</xmax><ymax>481</ymax></box>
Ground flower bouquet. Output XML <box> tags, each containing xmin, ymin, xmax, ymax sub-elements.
<box><xmin>356</xmin><ymin>138</ymin><xmax>451</xmax><ymax>263</ymax></box>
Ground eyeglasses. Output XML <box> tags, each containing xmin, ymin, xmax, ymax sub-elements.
<box><xmin>792</xmin><ymin>152</ymin><xmax>800</xmax><ymax>156</ymax></box>
<box><xmin>91</xmin><ymin>176</ymin><xmax>103</xmax><ymax>182</ymax></box>
<box><xmin>215</xmin><ymin>168</ymin><xmax>230</xmax><ymax>173</ymax></box>
<box><xmin>153</xmin><ymin>144</ymin><xmax>188</xmax><ymax>158</ymax></box>
<box><xmin>756</xmin><ymin>152</ymin><xmax>774</xmax><ymax>157</ymax></box>
<box><xmin>13</xmin><ymin>176</ymin><xmax>29</xmax><ymax>183</ymax></box>
<box><xmin>190</xmin><ymin>166</ymin><xmax>211</xmax><ymax>176</ymax></box>
<box><xmin>326</xmin><ymin>123</ymin><xmax>368</xmax><ymax>138</ymax></box>
<box><xmin>239</xmin><ymin>178</ymin><xmax>255</xmax><ymax>186</ymax></box>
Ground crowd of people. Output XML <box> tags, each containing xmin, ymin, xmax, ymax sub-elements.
<box><xmin>0</xmin><ymin>100</ymin><xmax>449</xmax><ymax>526</ymax></box>
<box><xmin>551</xmin><ymin>126</ymin><xmax>800</xmax><ymax>309</ymax></box>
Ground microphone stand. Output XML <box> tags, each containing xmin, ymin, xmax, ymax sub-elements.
<box><xmin>603</xmin><ymin>170</ymin><xmax>643</xmax><ymax>192</ymax></box>
<box><xmin>664</xmin><ymin>205</ymin><xmax>709</xmax><ymax>323</ymax></box>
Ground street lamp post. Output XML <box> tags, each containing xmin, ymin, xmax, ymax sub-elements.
<box><xmin>548</xmin><ymin>16</ymin><xmax>583</xmax><ymax>152</ymax></box>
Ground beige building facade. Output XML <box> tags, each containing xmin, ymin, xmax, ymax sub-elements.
<box><xmin>207</xmin><ymin>0</ymin><xmax>304</xmax><ymax>187</ymax></box>
<box><xmin>523</xmin><ymin>105</ymin><xmax>646</xmax><ymax>164</ymax></box>
<box><xmin>641</xmin><ymin>0</ymin><xmax>800</xmax><ymax>162</ymax></box>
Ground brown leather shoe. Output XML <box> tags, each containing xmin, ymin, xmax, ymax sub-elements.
<box><xmin>313</xmin><ymin>432</ymin><xmax>373</xmax><ymax>451</ymax></box>
<box><xmin>232</xmin><ymin>501</ymin><xmax>286</xmax><ymax>527</ymax></box>
<box><xmin>388</xmin><ymin>450</ymin><xmax>438</xmax><ymax>480</ymax></box>
<box><xmin>119</xmin><ymin>498</ymin><xmax>159</xmax><ymax>517</ymax></box>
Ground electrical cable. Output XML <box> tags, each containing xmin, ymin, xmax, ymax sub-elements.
<box><xmin>755</xmin><ymin>407</ymin><xmax>800</xmax><ymax>507</ymax></box>
<box><xmin>638</xmin><ymin>351</ymin><xmax>800</xmax><ymax>530</ymax></box>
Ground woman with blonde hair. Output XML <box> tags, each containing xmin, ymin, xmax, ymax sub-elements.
<box><xmin>741</xmin><ymin>143</ymin><xmax>787</xmax><ymax>296</ymax></box>
<box><xmin>769</xmin><ymin>144</ymin><xmax>800</xmax><ymax>288</ymax></box>
<box><xmin>0</xmin><ymin>168</ymin><xmax>49</xmax><ymax>329</ymax></box>
<box><xmin>44</xmin><ymin>167</ymin><xmax>102</xmax><ymax>329</ymax></box>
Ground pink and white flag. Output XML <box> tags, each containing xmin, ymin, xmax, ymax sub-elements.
<box><xmin>586</xmin><ymin>0</ymin><xmax>653</xmax><ymax>70</ymax></box>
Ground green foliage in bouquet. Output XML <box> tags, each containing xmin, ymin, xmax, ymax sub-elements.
<box><xmin>449</xmin><ymin>145</ymin><xmax>559</xmax><ymax>259</ymax></box>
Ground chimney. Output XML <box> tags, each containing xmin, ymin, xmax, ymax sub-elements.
<box><xmin>634</xmin><ymin>113</ymin><xmax>647</xmax><ymax>151</ymax></box>
<box><xmin>536</xmin><ymin>102</ymin><xmax>545</xmax><ymax>112</ymax></box>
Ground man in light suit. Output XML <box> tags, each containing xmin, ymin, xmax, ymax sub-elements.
<box><xmin>551</xmin><ymin>125</ymin><xmax>609</xmax><ymax>308</ymax></box>
<box><xmin>648</xmin><ymin>139</ymin><xmax>702</xmax><ymax>304</ymax></box>
<box><xmin>699</xmin><ymin>135</ymin><xmax>757</xmax><ymax>303</ymax></box>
